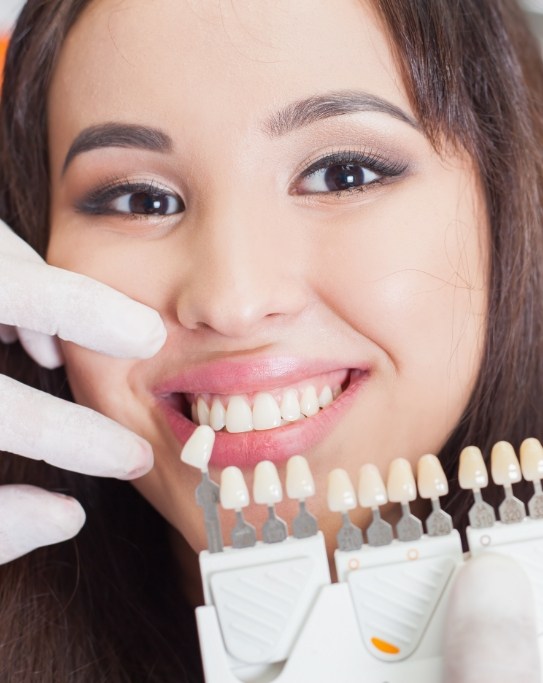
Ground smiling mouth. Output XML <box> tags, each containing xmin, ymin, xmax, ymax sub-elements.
<box><xmin>165</xmin><ymin>368</ymin><xmax>355</xmax><ymax>434</ymax></box>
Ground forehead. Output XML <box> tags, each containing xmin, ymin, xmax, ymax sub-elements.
<box><xmin>48</xmin><ymin>0</ymin><xmax>410</xmax><ymax>155</ymax></box>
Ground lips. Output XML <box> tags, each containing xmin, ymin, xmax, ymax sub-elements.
<box><xmin>154</xmin><ymin>359</ymin><xmax>370</xmax><ymax>468</ymax></box>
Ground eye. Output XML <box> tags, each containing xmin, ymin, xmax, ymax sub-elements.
<box><xmin>293</xmin><ymin>151</ymin><xmax>407</xmax><ymax>196</ymax></box>
<box><xmin>111</xmin><ymin>190</ymin><xmax>182</xmax><ymax>215</ymax></box>
<box><xmin>300</xmin><ymin>163</ymin><xmax>380</xmax><ymax>194</ymax></box>
<box><xmin>76</xmin><ymin>181</ymin><xmax>185</xmax><ymax>217</ymax></box>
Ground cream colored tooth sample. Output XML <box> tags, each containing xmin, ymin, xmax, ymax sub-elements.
<box><xmin>180</xmin><ymin>425</ymin><xmax>215</xmax><ymax>471</ymax></box>
<box><xmin>253</xmin><ymin>460</ymin><xmax>283</xmax><ymax>505</ymax></box>
<box><xmin>286</xmin><ymin>455</ymin><xmax>315</xmax><ymax>500</ymax></box>
<box><xmin>327</xmin><ymin>468</ymin><xmax>357</xmax><ymax>512</ymax></box>
<box><xmin>220</xmin><ymin>466</ymin><xmax>250</xmax><ymax>510</ymax></box>
<box><xmin>358</xmin><ymin>463</ymin><xmax>388</xmax><ymax>508</ymax></box>
<box><xmin>252</xmin><ymin>392</ymin><xmax>281</xmax><ymax>430</ymax></box>
<box><xmin>520</xmin><ymin>438</ymin><xmax>543</xmax><ymax>481</ymax></box>
<box><xmin>197</xmin><ymin>397</ymin><xmax>210</xmax><ymax>426</ymax></box>
<box><xmin>387</xmin><ymin>458</ymin><xmax>417</xmax><ymax>504</ymax></box>
<box><xmin>417</xmin><ymin>454</ymin><xmax>449</xmax><ymax>499</ymax></box>
<box><xmin>318</xmin><ymin>385</ymin><xmax>333</xmax><ymax>408</ymax></box>
<box><xmin>491</xmin><ymin>441</ymin><xmax>522</xmax><ymax>486</ymax></box>
<box><xmin>209</xmin><ymin>397</ymin><xmax>226</xmax><ymax>431</ymax></box>
<box><xmin>300</xmin><ymin>385</ymin><xmax>319</xmax><ymax>417</ymax></box>
<box><xmin>458</xmin><ymin>446</ymin><xmax>488</xmax><ymax>490</ymax></box>
<box><xmin>280</xmin><ymin>389</ymin><xmax>301</xmax><ymax>422</ymax></box>
<box><xmin>225</xmin><ymin>395</ymin><xmax>253</xmax><ymax>433</ymax></box>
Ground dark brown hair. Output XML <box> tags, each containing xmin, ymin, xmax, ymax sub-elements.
<box><xmin>0</xmin><ymin>0</ymin><xmax>542</xmax><ymax>680</ymax></box>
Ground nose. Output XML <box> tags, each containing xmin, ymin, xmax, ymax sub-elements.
<box><xmin>175</xmin><ymin>207</ymin><xmax>309</xmax><ymax>339</ymax></box>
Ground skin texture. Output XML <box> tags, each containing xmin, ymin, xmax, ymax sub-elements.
<box><xmin>46</xmin><ymin>0</ymin><xmax>488</xmax><ymax>573</ymax></box>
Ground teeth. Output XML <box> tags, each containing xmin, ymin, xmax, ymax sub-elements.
<box><xmin>520</xmin><ymin>438</ymin><xmax>543</xmax><ymax>481</ymax></box>
<box><xmin>327</xmin><ymin>468</ymin><xmax>357</xmax><ymax>512</ymax></box>
<box><xmin>225</xmin><ymin>395</ymin><xmax>253</xmax><ymax>433</ymax></box>
<box><xmin>386</xmin><ymin>458</ymin><xmax>417</xmax><ymax>504</ymax></box>
<box><xmin>191</xmin><ymin>402</ymin><xmax>198</xmax><ymax>423</ymax></box>
<box><xmin>358</xmin><ymin>463</ymin><xmax>388</xmax><ymax>508</ymax></box>
<box><xmin>209</xmin><ymin>397</ymin><xmax>226</xmax><ymax>431</ymax></box>
<box><xmin>220</xmin><ymin>466</ymin><xmax>250</xmax><ymax>510</ymax></box>
<box><xmin>280</xmin><ymin>389</ymin><xmax>301</xmax><ymax>422</ymax></box>
<box><xmin>318</xmin><ymin>385</ymin><xmax>333</xmax><ymax>408</ymax></box>
<box><xmin>253</xmin><ymin>460</ymin><xmax>283</xmax><ymax>505</ymax></box>
<box><xmin>417</xmin><ymin>454</ymin><xmax>449</xmax><ymax>499</ymax></box>
<box><xmin>252</xmin><ymin>392</ymin><xmax>281</xmax><ymax>430</ymax></box>
<box><xmin>490</xmin><ymin>441</ymin><xmax>522</xmax><ymax>486</ymax></box>
<box><xmin>458</xmin><ymin>446</ymin><xmax>488</xmax><ymax>490</ymax></box>
<box><xmin>286</xmin><ymin>455</ymin><xmax>315</xmax><ymax>500</ymax></box>
<box><xmin>180</xmin><ymin>425</ymin><xmax>215</xmax><ymax>471</ymax></box>
<box><xmin>300</xmin><ymin>386</ymin><xmax>319</xmax><ymax>417</ymax></box>
<box><xmin>197</xmin><ymin>397</ymin><xmax>210</xmax><ymax>426</ymax></box>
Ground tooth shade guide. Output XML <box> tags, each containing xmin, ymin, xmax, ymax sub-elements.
<box><xmin>180</xmin><ymin>424</ymin><xmax>216</xmax><ymax>472</ymax></box>
<box><xmin>490</xmin><ymin>441</ymin><xmax>522</xmax><ymax>485</ymax></box>
<box><xmin>458</xmin><ymin>445</ymin><xmax>489</xmax><ymax>491</ymax></box>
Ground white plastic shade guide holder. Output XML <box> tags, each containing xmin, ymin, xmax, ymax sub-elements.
<box><xmin>520</xmin><ymin>437</ymin><xmax>543</xmax><ymax>519</ymax></box>
<box><xmin>358</xmin><ymin>464</ymin><xmax>393</xmax><ymax>546</ymax></box>
<box><xmin>180</xmin><ymin>425</ymin><xmax>223</xmax><ymax>553</ymax></box>
<box><xmin>458</xmin><ymin>445</ymin><xmax>496</xmax><ymax>528</ymax></box>
<box><xmin>490</xmin><ymin>441</ymin><xmax>526</xmax><ymax>523</ymax></box>
<box><xmin>387</xmin><ymin>458</ymin><xmax>422</xmax><ymax>541</ymax></box>
<box><xmin>327</xmin><ymin>468</ymin><xmax>363</xmax><ymax>551</ymax></box>
<box><xmin>220</xmin><ymin>467</ymin><xmax>257</xmax><ymax>548</ymax></box>
<box><xmin>286</xmin><ymin>455</ymin><xmax>318</xmax><ymax>538</ymax></box>
<box><xmin>416</xmin><ymin>455</ymin><xmax>452</xmax><ymax>536</ymax></box>
<box><xmin>253</xmin><ymin>460</ymin><xmax>288</xmax><ymax>543</ymax></box>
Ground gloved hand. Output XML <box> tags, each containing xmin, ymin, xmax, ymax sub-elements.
<box><xmin>0</xmin><ymin>220</ymin><xmax>167</xmax><ymax>564</ymax></box>
<box><xmin>444</xmin><ymin>552</ymin><xmax>540</xmax><ymax>683</ymax></box>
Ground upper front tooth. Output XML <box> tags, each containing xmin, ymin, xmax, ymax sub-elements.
<box><xmin>417</xmin><ymin>454</ymin><xmax>449</xmax><ymax>499</ymax></box>
<box><xmin>197</xmin><ymin>397</ymin><xmax>210</xmax><ymax>426</ymax></box>
<box><xmin>225</xmin><ymin>395</ymin><xmax>253</xmax><ymax>433</ymax></box>
<box><xmin>318</xmin><ymin>385</ymin><xmax>333</xmax><ymax>408</ymax></box>
<box><xmin>280</xmin><ymin>389</ymin><xmax>301</xmax><ymax>421</ymax></box>
<box><xmin>300</xmin><ymin>385</ymin><xmax>319</xmax><ymax>417</ymax></box>
<box><xmin>209</xmin><ymin>398</ymin><xmax>226</xmax><ymax>431</ymax></box>
<box><xmin>490</xmin><ymin>441</ymin><xmax>521</xmax><ymax>486</ymax></box>
<box><xmin>180</xmin><ymin>425</ymin><xmax>216</xmax><ymax>471</ymax></box>
<box><xmin>252</xmin><ymin>392</ymin><xmax>281</xmax><ymax>430</ymax></box>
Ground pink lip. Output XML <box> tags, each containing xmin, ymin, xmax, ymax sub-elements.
<box><xmin>154</xmin><ymin>359</ymin><xmax>370</xmax><ymax>468</ymax></box>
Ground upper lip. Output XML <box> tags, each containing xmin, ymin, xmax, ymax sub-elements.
<box><xmin>153</xmin><ymin>356</ymin><xmax>364</xmax><ymax>397</ymax></box>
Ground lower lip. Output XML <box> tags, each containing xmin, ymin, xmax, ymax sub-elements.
<box><xmin>157</xmin><ymin>369</ymin><xmax>369</xmax><ymax>468</ymax></box>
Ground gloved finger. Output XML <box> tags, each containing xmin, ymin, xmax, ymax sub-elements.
<box><xmin>0</xmin><ymin>375</ymin><xmax>153</xmax><ymax>480</ymax></box>
<box><xmin>0</xmin><ymin>484</ymin><xmax>85</xmax><ymax>564</ymax></box>
<box><xmin>0</xmin><ymin>257</ymin><xmax>166</xmax><ymax>359</ymax></box>
<box><xmin>16</xmin><ymin>327</ymin><xmax>64</xmax><ymax>369</ymax></box>
<box><xmin>0</xmin><ymin>323</ymin><xmax>17</xmax><ymax>344</ymax></box>
<box><xmin>444</xmin><ymin>552</ymin><xmax>540</xmax><ymax>683</ymax></box>
<box><xmin>0</xmin><ymin>219</ymin><xmax>43</xmax><ymax>263</ymax></box>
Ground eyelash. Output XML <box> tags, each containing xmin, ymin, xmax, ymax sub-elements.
<box><xmin>293</xmin><ymin>149</ymin><xmax>408</xmax><ymax>196</ymax></box>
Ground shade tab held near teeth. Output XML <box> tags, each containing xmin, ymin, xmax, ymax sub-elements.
<box><xmin>491</xmin><ymin>441</ymin><xmax>522</xmax><ymax>486</ymax></box>
<box><xmin>520</xmin><ymin>438</ymin><xmax>543</xmax><ymax>482</ymax></box>
<box><xmin>417</xmin><ymin>454</ymin><xmax>449</xmax><ymax>499</ymax></box>
<box><xmin>286</xmin><ymin>455</ymin><xmax>315</xmax><ymax>500</ymax></box>
<box><xmin>458</xmin><ymin>446</ymin><xmax>489</xmax><ymax>490</ymax></box>
<box><xmin>358</xmin><ymin>464</ymin><xmax>388</xmax><ymax>508</ymax></box>
<box><xmin>253</xmin><ymin>460</ymin><xmax>283</xmax><ymax>506</ymax></box>
<box><xmin>180</xmin><ymin>425</ymin><xmax>215</xmax><ymax>471</ymax></box>
<box><xmin>387</xmin><ymin>458</ymin><xmax>417</xmax><ymax>504</ymax></box>
<box><xmin>220</xmin><ymin>466</ymin><xmax>250</xmax><ymax>510</ymax></box>
<box><xmin>327</xmin><ymin>468</ymin><xmax>357</xmax><ymax>512</ymax></box>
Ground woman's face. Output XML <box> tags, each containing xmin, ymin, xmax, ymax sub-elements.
<box><xmin>47</xmin><ymin>0</ymin><xmax>488</xmax><ymax>556</ymax></box>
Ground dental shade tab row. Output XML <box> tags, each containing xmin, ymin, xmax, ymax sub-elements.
<box><xmin>182</xmin><ymin>428</ymin><xmax>543</xmax><ymax>683</ymax></box>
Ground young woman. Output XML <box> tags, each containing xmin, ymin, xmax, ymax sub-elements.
<box><xmin>0</xmin><ymin>0</ymin><xmax>542</xmax><ymax>680</ymax></box>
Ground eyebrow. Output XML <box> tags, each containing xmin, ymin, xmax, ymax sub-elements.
<box><xmin>263</xmin><ymin>89</ymin><xmax>419</xmax><ymax>136</ymax></box>
<box><xmin>62</xmin><ymin>122</ymin><xmax>173</xmax><ymax>174</ymax></box>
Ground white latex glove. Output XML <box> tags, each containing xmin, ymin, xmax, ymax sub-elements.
<box><xmin>0</xmin><ymin>220</ymin><xmax>167</xmax><ymax>563</ymax></box>
<box><xmin>444</xmin><ymin>552</ymin><xmax>540</xmax><ymax>683</ymax></box>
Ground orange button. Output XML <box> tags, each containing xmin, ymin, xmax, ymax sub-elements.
<box><xmin>0</xmin><ymin>35</ymin><xmax>9</xmax><ymax>84</ymax></box>
<box><xmin>371</xmin><ymin>636</ymin><xmax>400</xmax><ymax>655</ymax></box>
